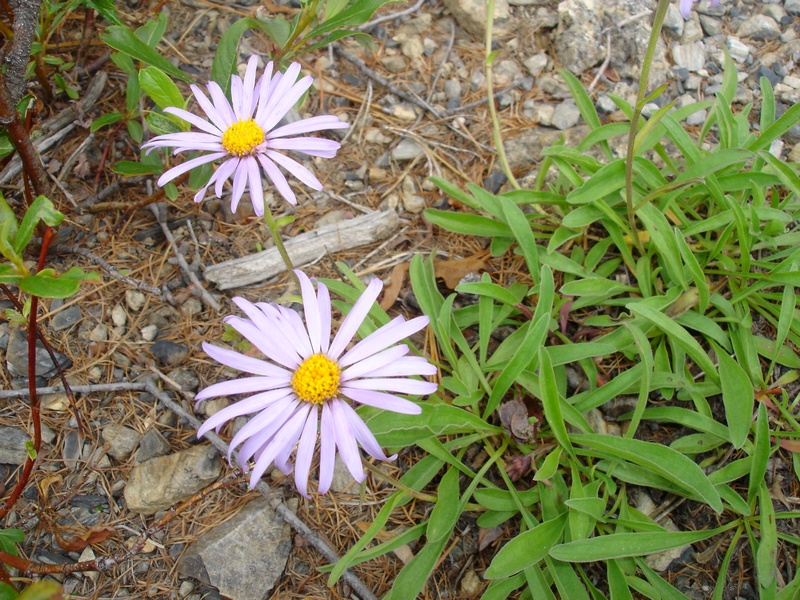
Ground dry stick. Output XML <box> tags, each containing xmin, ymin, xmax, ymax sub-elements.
<box><xmin>59</xmin><ymin>245</ymin><xmax>164</xmax><ymax>297</ymax></box>
<box><xmin>144</xmin><ymin>381</ymin><xmax>379</xmax><ymax>600</ymax></box>
<box><xmin>148</xmin><ymin>203</ymin><xmax>222</xmax><ymax>312</ymax></box>
<box><xmin>0</xmin><ymin>381</ymin><xmax>150</xmax><ymax>400</ymax></box>
<box><xmin>88</xmin><ymin>172</ymin><xmax>189</xmax><ymax>213</ymax></box>
<box><xmin>6</xmin><ymin>0</ymin><xmax>42</xmax><ymax>106</ymax></box>
<box><xmin>357</xmin><ymin>0</ymin><xmax>425</xmax><ymax>29</ymax></box>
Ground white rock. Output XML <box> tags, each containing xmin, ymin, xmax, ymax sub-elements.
<box><xmin>725</xmin><ymin>37</ymin><xmax>750</xmax><ymax>63</ymax></box>
<box><xmin>523</xmin><ymin>52</ymin><xmax>548</xmax><ymax>78</ymax></box>
<box><xmin>671</xmin><ymin>41</ymin><xmax>706</xmax><ymax>72</ymax></box>
<box><xmin>111</xmin><ymin>304</ymin><xmax>127</xmax><ymax>328</ymax></box>
<box><xmin>125</xmin><ymin>290</ymin><xmax>146</xmax><ymax>312</ymax></box>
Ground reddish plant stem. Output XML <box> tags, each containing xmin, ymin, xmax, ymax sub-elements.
<box><xmin>0</xmin><ymin>70</ymin><xmax>48</xmax><ymax>198</ymax></box>
<box><xmin>0</xmin><ymin>228</ymin><xmax>55</xmax><ymax>521</ymax></box>
<box><xmin>92</xmin><ymin>121</ymin><xmax>123</xmax><ymax>191</ymax></box>
<box><xmin>0</xmin><ymin>472</ymin><xmax>241</xmax><ymax>575</ymax></box>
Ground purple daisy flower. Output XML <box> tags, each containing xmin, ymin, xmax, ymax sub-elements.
<box><xmin>195</xmin><ymin>270</ymin><xmax>437</xmax><ymax>496</ymax></box>
<box><xmin>679</xmin><ymin>0</ymin><xmax>720</xmax><ymax>18</ymax></box>
<box><xmin>142</xmin><ymin>56</ymin><xmax>349</xmax><ymax>215</ymax></box>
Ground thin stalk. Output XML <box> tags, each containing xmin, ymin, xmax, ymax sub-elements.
<box><xmin>484</xmin><ymin>0</ymin><xmax>519</xmax><ymax>189</ymax></box>
<box><xmin>625</xmin><ymin>0</ymin><xmax>670</xmax><ymax>255</ymax></box>
<box><xmin>263</xmin><ymin>207</ymin><xmax>299</xmax><ymax>285</ymax></box>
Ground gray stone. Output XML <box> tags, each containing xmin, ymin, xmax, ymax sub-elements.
<box><xmin>124</xmin><ymin>445</ymin><xmax>221</xmax><ymax>515</ymax></box>
<box><xmin>442</xmin><ymin>0</ymin><xmax>511</xmax><ymax>37</ymax></box>
<box><xmin>762</xmin><ymin>4</ymin><xmax>787</xmax><ymax>24</ymax></box>
<box><xmin>177</xmin><ymin>497</ymin><xmax>294</xmax><ymax>600</ymax></box>
<box><xmin>787</xmin><ymin>0</ymin><xmax>800</xmax><ymax>16</ymax></box>
<box><xmin>0</xmin><ymin>427</ymin><xmax>30</xmax><ymax>464</ymax></box>
<box><xmin>111</xmin><ymin>304</ymin><xmax>127</xmax><ymax>328</ymax></box>
<box><xmin>6</xmin><ymin>328</ymin><xmax>72</xmax><ymax>380</ymax></box>
<box><xmin>150</xmin><ymin>339</ymin><xmax>189</xmax><ymax>366</ymax></box>
<box><xmin>662</xmin><ymin>4</ymin><xmax>684</xmax><ymax>39</ymax></box>
<box><xmin>493</xmin><ymin>59</ymin><xmax>523</xmax><ymax>87</ymax></box>
<box><xmin>316</xmin><ymin>210</ymin><xmax>347</xmax><ymax>228</ymax></box>
<box><xmin>737</xmin><ymin>15</ymin><xmax>781</xmax><ymax>41</ymax></box>
<box><xmin>679</xmin><ymin>16</ymin><xmax>704</xmax><ymax>43</ymax></box>
<box><xmin>392</xmin><ymin>138</ymin><xmax>425</xmax><ymax>161</ymax></box>
<box><xmin>530</xmin><ymin>103</ymin><xmax>555</xmax><ymax>126</ymax></box>
<box><xmin>50</xmin><ymin>305</ymin><xmax>82</xmax><ymax>331</ymax></box>
<box><xmin>181</xmin><ymin>298</ymin><xmax>203</xmax><ymax>317</ymax></box>
<box><xmin>390</xmin><ymin>103</ymin><xmax>418</xmax><ymax>122</ymax></box>
<box><xmin>134</xmin><ymin>429</ymin><xmax>171</xmax><ymax>464</ymax></box>
<box><xmin>551</xmin><ymin>100</ymin><xmax>581</xmax><ymax>130</ymax></box>
<box><xmin>125</xmin><ymin>290</ymin><xmax>146</xmax><ymax>312</ymax></box>
<box><xmin>443</xmin><ymin>78</ymin><xmax>462</xmax><ymax>99</ymax></box>
<box><xmin>62</xmin><ymin>430</ymin><xmax>81</xmax><ymax>466</ymax></box>
<box><xmin>170</xmin><ymin>368</ymin><xmax>200</xmax><ymax>392</ymax></box>
<box><xmin>685</xmin><ymin>109</ymin><xmax>707</xmax><ymax>127</ymax></box>
<box><xmin>522</xmin><ymin>52</ymin><xmax>548</xmax><ymax>78</ymax></box>
<box><xmin>554</xmin><ymin>0</ymin><xmax>604</xmax><ymax>74</ymax></box>
<box><xmin>725</xmin><ymin>37</ymin><xmax>750</xmax><ymax>63</ymax></box>
<box><xmin>698</xmin><ymin>14</ymin><xmax>722</xmax><ymax>36</ymax></box>
<box><xmin>401</xmin><ymin>177</ymin><xmax>426</xmax><ymax>214</ymax></box>
<box><xmin>140</xmin><ymin>324</ymin><xmax>158</xmax><ymax>342</ymax></box>
<box><xmin>380</xmin><ymin>55</ymin><xmax>407</xmax><ymax>73</ymax></box>
<box><xmin>788</xmin><ymin>144</ymin><xmax>800</xmax><ymax>163</ymax></box>
<box><xmin>102</xmin><ymin>425</ymin><xmax>142</xmax><ymax>461</ymax></box>
<box><xmin>671</xmin><ymin>41</ymin><xmax>706</xmax><ymax>72</ymax></box>
<box><xmin>596</xmin><ymin>94</ymin><xmax>617</xmax><ymax>114</ymax></box>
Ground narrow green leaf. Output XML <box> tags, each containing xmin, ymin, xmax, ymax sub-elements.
<box><xmin>627</xmin><ymin>303</ymin><xmax>718</xmax><ymax>381</ymax></box>
<box><xmin>210</xmin><ymin>18</ymin><xmax>259</xmax><ymax>93</ymax></box>
<box><xmin>748</xmin><ymin>403</ymin><xmax>770</xmax><ymax>505</ymax></box>
<box><xmin>485</xmin><ymin>515</ymin><xmax>566</xmax><ymax>578</ymax></box>
<box><xmin>101</xmin><ymin>26</ymin><xmax>192</xmax><ymax>82</ymax></box>
<box><xmin>607</xmin><ymin>560</ymin><xmax>634</xmax><ymax>600</ymax></box>
<box><xmin>572</xmin><ymin>434</ymin><xmax>723</xmax><ymax>512</ymax></box>
<box><xmin>550</xmin><ymin>529</ymin><xmax>721</xmax><ymax>562</ymax></box>
<box><xmin>637</xmin><ymin>204</ymin><xmax>687</xmax><ymax>290</ymax></box>
<box><xmin>541</xmin><ymin>347</ymin><xmax>574</xmax><ymax>458</ymax></box>
<box><xmin>534</xmin><ymin>447</ymin><xmax>562</xmax><ymax>481</ymax></box>
<box><xmin>455</xmin><ymin>281</ymin><xmax>520</xmax><ymax>306</ymax></box>
<box><xmin>90</xmin><ymin>111</ymin><xmax>125</xmax><ymax>132</ymax></box>
<box><xmin>713</xmin><ymin>342</ymin><xmax>754</xmax><ymax>449</ymax></box>
<box><xmin>757</xmin><ymin>482</ymin><xmax>777</xmax><ymax>589</ymax></box>
<box><xmin>424</xmin><ymin>209</ymin><xmax>512</xmax><ymax>238</ymax></box>
<box><xmin>500</xmin><ymin>196</ymin><xmax>539</xmax><ymax>281</ymax></box>
<box><xmin>565</xmin><ymin>159</ymin><xmax>626</xmax><ymax>205</ymax></box>
<box><xmin>15</xmin><ymin>196</ymin><xmax>63</xmax><ymax>254</ymax></box>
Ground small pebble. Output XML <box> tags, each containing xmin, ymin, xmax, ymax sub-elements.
<box><xmin>111</xmin><ymin>304</ymin><xmax>127</xmax><ymax>328</ymax></box>
<box><xmin>125</xmin><ymin>290</ymin><xmax>146</xmax><ymax>312</ymax></box>
<box><xmin>140</xmin><ymin>324</ymin><xmax>159</xmax><ymax>342</ymax></box>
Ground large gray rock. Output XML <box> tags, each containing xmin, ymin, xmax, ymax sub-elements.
<box><xmin>0</xmin><ymin>427</ymin><xmax>31</xmax><ymax>465</ymax></box>
<box><xmin>442</xmin><ymin>0</ymin><xmax>511</xmax><ymax>37</ymax></box>
<box><xmin>737</xmin><ymin>14</ymin><xmax>781</xmax><ymax>41</ymax></box>
<box><xmin>124</xmin><ymin>445</ymin><xmax>221</xmax><ymax>515</ymax></box>
<box><xmin>554</xmin><ymin>0</ymin><xmax>604</xmax><ymax>74</ymax></box>
<box><xmin>605</xmin><ymin>0</ymin><xmax>670</xmax><ymax>84</ymax></box>
<box><xmin>177</xmin><ymin>497</ymin><xmax>294</xmax><ymax>600</ymax></box>
<box><xmin>6</xmin><ymin>329</ymin><xmax>72</xmax><ymax>380</ymax></box>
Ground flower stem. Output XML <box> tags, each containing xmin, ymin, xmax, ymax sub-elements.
<box><xmin>484</xmin><ymin>0</ymin><xmax>519</xmax><ymax>190</ymax></box>
<box><xmin>263</xmin><ymin>207</ymin><xmax>299</xmax><ymax>285</ymax></box>
<box><xmin>625</xmin><ymin>0</ymin><xmax>670</xmax><ymax>255</ymax></box>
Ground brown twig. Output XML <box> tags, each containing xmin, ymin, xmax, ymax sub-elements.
<box><xmin>0</xmin><ymin>70</ymin><xmax>48</xmax><ymax>198</ymax></box>
<box><xmin>6</xmin><ymin>0</ymin><xmax>42</xmax><ymax>107</ymax></box>
<box><xmin>149</xmin><ymin>203</ymin><xmax>222</xmax><ymax>312</ymax></box>
<box><xmin>87</xmin><ymin>172</ymin><xmax>189</xmax><ymax>214</ymax></box>
<box><xmin>59</xmin><ymin>244</ymin><xmax>164</xmax><ymax>297</ymax></box>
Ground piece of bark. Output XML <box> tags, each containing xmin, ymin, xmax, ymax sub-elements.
<box><xmin>204</xmin><ymin>210</ymin><xmax>400</xmax><ymax>289</ymax></box>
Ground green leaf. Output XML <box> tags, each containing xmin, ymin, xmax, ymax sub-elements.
<box><xmin>756</xmin><ymin>482</ymin><xmax>777</xmax><ymax>589</ymax></box>
<box><xmin>211</xmin><ymin>18</ymin><xmax>260</xmax><ymax>93</ymax></box>
<box><xmin>0</xmin><ymin>582</ymin><xmax>17</xmax><ymax>600</ymax></box>
<box><xmin>83</xmin><ymin>0</ymin><xmax>124</xmax><ymax>26</ymax></box>
<box><xmin>565</xmin><ymin>159</ymin><xmax>625</xmax><ymax>205</ymax></box>
<box><xmin>139</xmin><ymin>66</ymin><xmax>186</xmax><ymax>111</ymax></box>
<box><xmin>455</xmin><ymin>281</ymin><xmax>521</xmax><ymax>306</ymax></box>
<box><xmin>550</xmin><ymin>529</ymin><xmax>722</xmax><ymax>562</ymax></box>
<box><xmin>571</xmin><ymin>434</ymin><xmax>723</xmax><ymax>512</ymax></box>
<box><xmin>305</xmin><ymin>0</ymin><xmax>400</xmax><ymax>39</ymax></box>
<box><xmin>607</xmin><ymin>559</ymin><xmax>634</xmax><ymax>600</ymax></box>
<box><xmin>627</xmin><ymin>302</ymin><xmax>718</xmax><ymax>381</ymax></box>
<box><xmin>15</xmin><ymin>196</ymin><xmax>63</xmax><ymax>255</ymax></box>
<box><xmin>713</xmin><ymin>343</ymin><xmax>754</xmax><ymax>449</ymax></box>
<box><xmin>112</xmin><ymin>160</ymin><xmax>162</xmax><ymax>176</ymax></box>
<box><xmin>18</xmin><ymin>267</ymin><xmax>100</xmax><ymax>299</ymax></box>
<box><xmin>101</xmin><ymin>26</ymin><xmax>192</xmax><ymax>82</ymax></box>
<box><xmin>16</xmin><ymin>580</ymin><xmax>63</xmax><ymax>600</ymax></box>
<box><xmin>541</xmin><ymin>347</ymin><xmax>574</xmax><ymax>458</ymax></box>
<box><xmin>424</xmin><ymin>209</ymin><xmax>512</xmax><ymax>238</ymax></box>
<box><xmin>499</xmin><ymin>195</ymin><xmax>539</xmax><ymax>280</ymax></box>
<box><xmin>365</xmin><ymin>402</ymin><xmax>499</xmax><ymax>447</ymax></box>
<box><xmin>126</xmin><ymin>119</ymin><xmax>143</xmax><ymax>143</ymax></box>
<box><xmin>485</xmin><ymin>515</ymin><xmax>566</xmax><ymax>578</ymax></box>
<box><xmin>748</xmin><ymin>403</ymin><xmax>770</xmax><ymax>505</ymax></box>
<box><xmin>534</xmin><ymin>447</ymin><xmax>562</xmax><ymax>481</ymax></box>
<box><xmin>90</xmin><ymin>111</ymin><xmax>125</xmax><ymax>132</ymax></box>
<box><xmin>637</xmin><ymin>203</ymin><xmax>687</xmax><ymax>290</ymax></box>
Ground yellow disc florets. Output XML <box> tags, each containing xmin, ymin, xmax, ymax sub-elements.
<box><xmin>221</xmin><ymin>119</ymin><xmax>265</xmax><ymax>156</ymax></box>
<box><xmin>291</xmin><ymin>354</ymin><xmax>341</xmax><ymax>405</ymax></box>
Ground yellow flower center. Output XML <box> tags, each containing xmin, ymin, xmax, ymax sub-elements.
<box><xmin>291</xmin><ymin>354</ymin><xmax>341</xmax><ymax>405</ymax></box>
<box><xmin>221</xmin><ymin>119</ymin><xmax>265</xmax><ymax>156</ymax></box>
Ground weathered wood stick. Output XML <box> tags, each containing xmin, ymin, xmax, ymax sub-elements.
<box><xmin>204</xmin><ymin>209</ymin><xmax>400</xmax><ymax>289</ymax></box>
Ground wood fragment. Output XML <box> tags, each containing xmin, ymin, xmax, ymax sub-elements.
<box><xmin>204</xmin><ymin>210</ymin><xmax>400</xmax><ymax>290</ymax></box>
